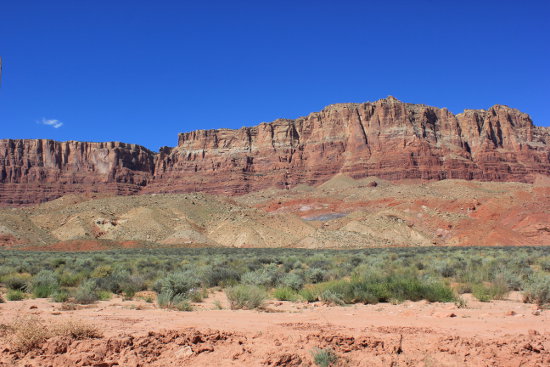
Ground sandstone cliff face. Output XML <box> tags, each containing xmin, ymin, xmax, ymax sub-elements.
<box><xmin>1</xmin><ymin>97</ymin><xmax>549</xmax><ymax>205</ymax></box>
<box><xmin>146</xmin><ymin>97</ymin><xmax>550</xmax><ymax>195</ymax></box>
<box><xmin>0</xmin><ymin>140</ymin><xmax>154</xmax><ymax>205</ymax></box>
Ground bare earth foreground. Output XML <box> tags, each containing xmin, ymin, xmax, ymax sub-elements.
<box><xmin>1</xmin><ymin>292</ymin><xmax>548</xmax><ymax>367</ymax></box>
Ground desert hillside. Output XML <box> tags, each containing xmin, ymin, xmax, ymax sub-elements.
<box><xmin>1</xmin><ymin>176</ymin><xmax>548</xmax><ymax>249</ymax></box>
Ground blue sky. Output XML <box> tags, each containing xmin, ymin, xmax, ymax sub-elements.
<box><xmin>1</xmin><ymin>0</ymin><xmax>548</xmax><ymax>151</ymax></box>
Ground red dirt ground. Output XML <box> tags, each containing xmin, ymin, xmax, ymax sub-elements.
<box><xmin>1</xmin><ymin>292</ymin><xmax>548</xmax><ymax>366</ymax></box>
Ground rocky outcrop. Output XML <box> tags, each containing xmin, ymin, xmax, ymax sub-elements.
<box><xmin>146</xmin><ymin>97</ymin><xmax>550</xmax><ymax>195</ymax></box>
<box><xmin>1</xmin><ymin>97</ymin><xmax>549</xmax><ymax>205</ymax></box>
<box><xmin>0</xmin><ymin>140</ymin><xmax>154</xmax><ymax>205</ymax></box>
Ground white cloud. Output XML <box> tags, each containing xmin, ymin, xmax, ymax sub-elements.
<box><xmin>38</xmin><ymin>118</ymin><xmax>63</xmax><ymax>129</ymax></box>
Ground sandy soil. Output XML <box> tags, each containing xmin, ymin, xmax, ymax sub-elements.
<box><xmin>1</xmin><ymin>292</ymin><xmax>548</xmax><ymax>366</ymax></box>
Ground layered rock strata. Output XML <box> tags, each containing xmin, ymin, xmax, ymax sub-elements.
<box><xmin>1</xmin><ymin>97</ymin><xmax>549</xmax><ymax>205</ymax></box>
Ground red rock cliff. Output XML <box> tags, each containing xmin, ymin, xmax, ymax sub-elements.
<box><xmin>147</xmin><ymin>97</ymin><xmax>550</xmax><ymax>194</ymax></box>
<box><xmin>1</xmin><ymin>97</ymin><xmax>549</xmax><ymax>205</ymax></box>
<box><xmin>0</xmin><ymin>140</ymin><xmax>154</xmax><ymax>205</ymax></box>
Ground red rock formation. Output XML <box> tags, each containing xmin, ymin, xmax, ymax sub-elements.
<box><xmin>0</xmin><ymin>140</ymin><xmax>154</xmax><ymax>205</ymax></box>
<box><xmin>1</xmin><ymin>97</ymin><xmax>549</xmax><ymax>205</ymax></box>
<box><xmin>146</xmin><ymin>97</ymin><xmax>550</xmax><ymax>194</ymax></box>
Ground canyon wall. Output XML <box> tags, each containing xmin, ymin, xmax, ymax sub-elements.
<box><xmin>1</xmin><ymin>97</ymin><xmax>549</xmax><ymax>205</ymax></box>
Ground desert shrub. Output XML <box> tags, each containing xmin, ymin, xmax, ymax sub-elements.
<box><xmin>28</xmin><ymin>270</ymin><xmax>59</xmax><ymax>298</ymax></box>
<box><xmin>51</xmin><ymin>290</ymin><xmax>69</xmax><ymax>303</ymax></box>
<box><xmin>241</xmin><ymin>265</ymin><xmax>281</xmax><ymax>287</ymax></box>
<box><xmin>299</xmin><ymin>287</ymin><xmax>318</xmax><ymax>302</ymax></box>
<box><xmin>319</xmin><ymin>289</ymin><xmax>345</xmax><ymax>305</ymax></box>
<box><xmin>157</xmin><ymin>290</ymin><xmax>193</xmax><ymax>311</ymax></box>
<box><xmin>523</xmin><ymin>274</ymin><xmax>550</xmax><ymax>306</ymax></box>
<box><xmin>7</xmin><ymin>290</ymin><xmax>25</xmax><ymax>301</ymax></box>
<box><xmin>74</xmin><ymin>280</ymin><xmax>99</xmax><ymax>304</ymax></box>
<box><xmin>0</xmin><ymin>265</ymin><xmax>15</xmax><ymax>277</ymax></box>
<box><xmin>58</xmin><ymin>271</ymin><xmax>82</xmax><ymax>287</ymax></box>
<box><xmin>539</xmin><ymin>257</ymin><xmax>550</xmax><ymax>272</ymax></box>
<box><xmin>4</xmin><ymin>273</ymin><xmax>30</xmax><ymax>291</ymax></box>
<box><xmin>472</xmin><ymin>280</ymin><xmax>509</xmax><ymax>302</ymax></box>
<box><xmin>273</xmin><ymin>287</ymin><xmax>298</xmax><ymax>301</ymax></box>
<box><xmin>52</xmin><ymin>319</ymin><xmax>102</xmax><ymax>339</ymax></box>
<box><xmin>202</xmin><ymin>266</ymin><xmax>240</xmax><ymax>287</ymax></box>
<box><xmin>8</xmin><ymin>317</ymin><xmax>101</xmax><ymax>353</ymax></box>
<box><xmin>305</xmin><ymin>268</ymin><xmax>326</xmax><ymax>283</ymax></box>
<box><xmin>433</xmin><ymin>260</ymin><xmax>459</xmax><ymax>278</ymax></box>
<box><xmin>310</xmin><ymin>272</ymin><xmax>454</xmax><ymax>305</ymax></box>
<box><xmin>8</xmin><ymin>316</ymin><xmax>50</xmax><ymax>352</ymax></box>
<box><xmin>158</xmin><ymin>271</ymin><xmax>200</xmax><ymax>299</ymax></box>
<box><xmin>311</xmin><ymin>347</ymin><xmax>338</xmax><ymax>367</ymax></box>
<box><xmin>280</xmin><ymin>272</ymin><xmax>305</xmax><ymax>291</ymax></box>
<box><xmin>0</xmin><ymin>294</ymin><xmax>4</xmax><ymax>303</ymax></box>
<box><xmin>226</xmin><ymin>285</ymin><xmax>266</xmax><ymax>310</ymax></box>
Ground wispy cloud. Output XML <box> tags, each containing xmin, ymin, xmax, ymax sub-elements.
<box><xmin>38</xmin><ymin>118</ymin><xmax>63</xmax><ymax>129</ymax></box>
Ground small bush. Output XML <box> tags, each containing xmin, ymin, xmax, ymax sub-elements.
<box><xmin>4</xmin><ymin>274</ymin><xmax>30</xmax><ymax>291</ymax></box>
<box><xmin>157</xmin><ymin>290</ymin><xmax>193</xmax><ymax>311</ymax></box>
<box><xmin>273</xmin><ymin>287</ymin><xmax>298</xmax><ymax>301</ymax></box>
<box><xmin>472</xmin><ymin>282</ymin><xmax>508</xmax><ymax>302</ymax></box>
<box><xmin>9</xmin><ymin>317</ymin><xmax>101</xmax><ymax>353</ymax></box>
<box><xmin>8</xmin><ymin>316</ymin><xmax>49</xmax><ymax>352</ymax></box>
<box><xmin>299</xmin><ymin>287</ymin><xmax>318</xmax><ymax>302</ymax></box>
<box><xmin>280</xmin><ymin>273</ymin><xmax>305</xmax><ymax>291</ymax></box>
<box><xmin>52</xmin><ymin>319</ymin><xmax>102</xmax><ymax>339</ymax></box>
<box><xmin>523</xmin><ymin>274</ymin><xmax>550</xmax><ymax>306</ymax></box>
<box><xmin>0</xmin><ymin>294</ymin><xmax>4</xmax><ymax>303</ymax></box>
<box><xmin>51</xmin><ymin>290</ymin><xmax>69</xmax><ymax>303</ymax></box>
<box><xmin>74</xmin><ymin>280</ymin><xmax>99</xmax><ymax>304</ymax></box>
<box><xmin>28</xmin><ymin>270</ymin><xmax>59</xmax><ymax>298</ymax></box>
<box><xmin>311</xmin><ymin>347</ymin><xmax>338</xmax><ymax>367</ymax></box>
<box><xmin>226</xmin><ymin>285</ymin><xmax>266</xmax><ymax>310</ymax></box>
<box><xmin>7</xmin><ymin>290</ymin><xmax>25</xmax><ymax>301</ymax></box>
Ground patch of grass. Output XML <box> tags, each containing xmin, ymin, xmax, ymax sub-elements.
<box><xmin>51</xmin><ymin>290</ymin><xmax>69</xmax><ymax>303</ymax></box>
<box><xmin>8</xmin><ymin>316</ymin><xmax>102</xmax><ymax>353</ymax></box>
<box><xmin>311</xmin><ymin>347</ymin><xmax>338</xmax><ymax>367</ymax></box>
<box><xmin>52</xmin><ymin>319</ymin><xmax>102</xmax><ymax>339</ymax></box>
<box><xmin>6</xmin><ymin>289</ymin><xmax>25</xmax><ymax>301</ymax></box>
<box><xmin>472</xmin><ymin>282</ymin><xmax>508</xmax><ymax>302</ymax></box>
<box><xmin>273</xmin><ymin>287</ymin><xmax>298</xmax><ymax>301</ymax></box>
<box><xmin>8</xmin><ymin>316</ymin><xmax>50</xmax><ymax>353</ymax></box>
<box><xmin>213</xmin><ymin>299</ymin><xmax>224</xmax><ymax>310</ymax></box>
<box><xmin>226</xmin><ymin>285</ymin><xmax>266</xmax><ymax>310</ymax></box>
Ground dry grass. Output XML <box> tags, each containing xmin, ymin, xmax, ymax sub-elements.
<box><xmin>7</xmin><ymin>316</ymin><xmax>102</xmax><ymax>353</ymax></box>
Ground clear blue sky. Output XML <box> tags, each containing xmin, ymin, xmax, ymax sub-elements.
<box><xmin>1</xmin><ymin>0</ymin><xmax>548</xmax><ymax>151</ymax></box>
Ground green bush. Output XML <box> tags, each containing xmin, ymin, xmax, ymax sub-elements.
<box><xmin>51</xmin><ymin>290</ymin><xmax>69</xmax><ymax>303</ymax></box>
<box><xmin>4</xmin><ymin>274</ymin><xmax>30</xmax><ymax>291</ymax></box>
<box><xmin>273</xmin><ymin>287</ymin><xmax>298</xmax><ymax>301</ymax></box>
<box><xmin>280</xmin><ymin>273</ymin><xmax>305</xmax><ymax>291</ymax></box>
<box><xmin>157</xmin><ymin>290</ymin><xmax>193</xmax><ymax>311</ymax></box>
<box><xmin>226</xmin><ymin>285</ymin><xmax>266</xmax><ymax>310</ymax></box>
<box><xmin>472</xmin><ymin>281</ymin><xmax>509</xmax><ymax>302</ymax></box>
<box><xmin>311</xmin><ymin>348</ymin><xmax>338</xmax><ymax>367</ymax></box>
<box><xmin>7</xmin><ymin>289</ymin><xmax>25</xmax><ymax>301</ymax></box>
<box><xmin>74</xmin><ymin>280</ymin><xmax>99</xmax><ymax>304</ymax></box>
<box><xmin>28</xmin><ymin>270</ymin><xmax>59</xmax><ymax>298</ymax></box>
<box><xmin>523</xmin><ymin>274</ymin><xmax>550</xmax><ymax>306</ymax></box>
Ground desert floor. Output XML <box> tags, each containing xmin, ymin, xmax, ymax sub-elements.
<box><xmin>1</xmin><ymin>291</ymin><xmax>549</xmax><ymax>367</ymax></box>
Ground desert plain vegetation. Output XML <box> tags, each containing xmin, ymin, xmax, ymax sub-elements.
<box><xmin>1</xmin><ymin>246</ymin><xmax>549</xmax><ymax>366</ymax></box>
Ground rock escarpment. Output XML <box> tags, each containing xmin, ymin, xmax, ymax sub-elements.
<box><xmin>0</xmin><ymin>140</ymin><xmax>154</xmax><ymax>205</ymax></box>
<box><xmin>1</xmin><ymin>97</ymin><xmax>549</xmax><ymax>205</ymax></box>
